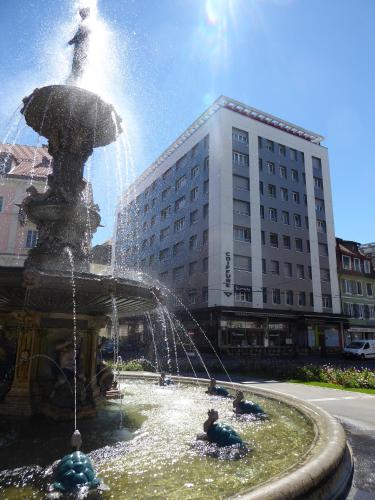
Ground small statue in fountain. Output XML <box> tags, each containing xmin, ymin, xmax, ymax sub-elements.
<box><xmin>198</xmin><ymin>409</ymin><xmax>245</xmax><ymax>448</ymax></box>
<box><xmin>51</xmin><ymin>429</ymin><xmax>104</xmax><ymax>495</ymax></box>
<box><xmin>233</xmin><ymin>390</ymin><xmax>267</xmax><ymax>418</ymax></box>
<box><xmin>206</xmin><ymin>377</ymin><xmax>230</xmax><ymax>397</ymax></box>
<box><xmin>158</xmin><ymin>371</ymin><xmax>174</xmax><ymax>386</ymax></box>
<box><xmin>67</xmin><ymin>7</ymin><xmax>91</xmax><ymax>84</ymax></box>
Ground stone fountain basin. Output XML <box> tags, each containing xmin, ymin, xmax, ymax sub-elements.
<box><xmin>0</xmin><ymin>267</ymin><xmax>160</xmax><ymax>316</ymax></box>
<box><xmin>22</xmin><ymin>85</ymin><xmax>122</xmax><ymax>148</ymax></box>
<box><xmin>24</xmin><ymin>202</ymin><xmax>100</xmax><ymax>225</ymax></box>
<box><xmin>121</xmin><ymin>373</ymin><xmax>353</xmax><ymax>500</ymax></box>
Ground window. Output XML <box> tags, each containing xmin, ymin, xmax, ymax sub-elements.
<box><xmin>150</xmin><ymin>215</ymin><xmax>156</xmax><ymax>226</ymax></box>
<box><xmin>0</xmin><ymin>196</ymin><xmax>3</xmax><ymax>212</ymax></box>
<box><xmin>283</xmin><ymin>235</ymin><xmax>291</xmax><ymax>250</ymax></box>
<box><xmin>298</xmin><ymin>292</ymin><xmax>306</xmax><ymax>306</ymax></box>
<box><xmin>316</xmin><ymin>219</ymin><xmax>326</xmax><ymax>233</ymax></box>
<box><xmin>312</xmin><ymin>157</ymin><xmax>322</xmax><ymax>170</ymax></box>
<box><xmin>305</xmin><ymin>217</ymin><xmax>309</xmax><ymax>230</ymax></box>
<box><xmin>234</xmin><ymin>255</ymin><xmax>251</xmax><ymax>272</ymax></box>
<box><xmin>202</xmin><ymin>287</ymin><xmax>208</xmax><ymax>302</ymax></box>
<box><xmin>290</xmin><ymin>148</ymin><xmax>297</xmax><ymax>161</ymax></box>
<box><xmin>162</xmin><ymin>167</ymin><xmax>172</xmax><ymax>180</ymax></box>
<box><xmin>203</xmin><ymin>229</ymin><xmax>208</xmax><ymax>246</ymax></box>
<box><xmin>202</xmin><ymin>257</ymin><xmax>208</xmax><ymax>272</ymax></box>
<box><xmin>233</xmin><ymin>199</ymin><xmax>250</xmax><ymax>216</ymax></box>
<box><xmin>304</xmin><ymin>194</ymin><xmax>307</xmax><ymax>205</ymax></box>
<box><xmin>175</xmin><ymin>175</ymin><xmax>186</xmax><ymax>191</ymax></box>
<box><xmin>233</xmin><ymin>174</ymin><xmax>250</xmax><ymax>190</ymax></box>
<box><xmin>268</xmin><ymin>184</ymin><xmax>276</xmax><ymax>198</ymax></box>
<box><xmin>259</xmin><ymin>158</ymin><xmax>263</xmax><ymax>171</ymax></box>
<box><xmin>280</xmin><ymin>187</ymin><xmax>288</xmax><ymax>201</ymax></box>
<box><xmin>270</xmin><ymin>233</ymin><xmax>278</xmax><ymax>248</ymax></box>
<box><xmin>232</xmin><ymin>151</ymin><xmax>249</xmax><ymax>167</ymax></box>
<box><xmin>189</xmin><ymin>235</ymin><xmax>198</xmax><ymax>249</ymax></box>
<box><xmin>319</xmin><ymin>243</ymin><xmax>328</xmax><ymax>256</ymax></box>
<box><xmin>150</xmin><ymin>234</ymin><xmax>155</xmax><ymax>246</ymax></box>
<box><xmin>204</xmin><ymin>156</ymin><xmax>209</xmax><ymax>171</ymax></box>
<box><xmin>160</xmin><ymin>226</ymin><xmax>169</xmax><ymax>240</ymax></box>
<box><xmin>278</xmin><ymin>168</ymin><xmax>288</xmax><ymax>185</ymax></box>
<box><xmin>232</xmin><ymin>128</ymin><xmax>248</xmax><ymax>143</ymax></box>
<box><xmin>176</xmin><ymin>155</ymin><xmax>186</xmax><ymax>170</ymax></box>
<box><xmin>260</xmin><ymin>205</ymin><xmax>264</xmax><ymax>219</ymax></box>
<box><xmin>263</xmin><ymin>287</ymin><xmax>268</xmax><ymax>304</ymax></box>
<box><xmin>270</xmin><ymin>260</ymin><xmax>279</xmax><ymax>275</ymax></box>
<box><xmin>308</xmin><ymin>266</ymin><xmax>312</xmax><ymax>279</ymax></box>
<box><xmin>151</xmin><ymin>198</ymin><xmax>156</xmax><ymax>208</ymax></box>
<box><xmin>353</xmin><ymin>258</ymin><xmax>361</xmax><ymax>272</ymax></box>
<box><xmin>296</xmin><ymin>264</ymin><xmax>305</xmax><ymax>279</ymax></box>
<box><xmin>203</xmin><ymin>204</ymin><xmax>209</xmax><ymax>218</ymax></box>
<box><xmin>295</xmin><ymin>238</ymin><xmax>303</xmax><ymax>252</ymax></box>
<box><xmin>191</xmin><ymin>144</ymin><xmax>199</xmax><ymax>157</ymax></box>
<box><xmin>284</xmin><ymin>262</ymin><xmax>292</xmax><ymax>277</ymax></box>
<box><xmin>302</xmin><ymin>173</ymin><xmax>306</xmax><ymax>185</ymax></box>
<box><xmin>364</xmin><ymin>260</ymin><xmax>371</xmax><ymax>273</ymax></box>
<box><xmin>310</xmin><ymin>293</ymin><xmax>314</xmax><ymax>307</ymax></box>
<box><xmin>267</xmin><ymin>161</ymin><xmax>275</xmax><ymax>174</ymax></box>
<box><xmin>293</xmin><ymin>213</ymin><xmax>302</xmax><ymax>227</ymax></box>
<box><xmin>366</xmin><ymin>283</ymin><xmax>373</xmax><ymax>296</ymax></box>
<box><xmin>315</xmin><ymin>198</ymin><xmax>325</xmax><ymax>213</ymax></box>
<box><xmin>190</xmin><ymin>187</ymin><xmax>198</xmax><ymax>201</ymax></box>
<box><xmin>234</xmin><ymin>226</ymin><xmax>251</xmax><ymax>242</ymax></box>
<box><xmin>261</xmin><ymin>231</ymin><xmax>265</xmax><ymax>245</ymax></box>
<box><xmin>162</xmin><ymin>187</ymin><xmax>170</xmax><ymax>200</ymax></box>
<box><xmin>173</xmin><ymin>241</ymin><xmax>184</xmax><ymax>257</ymax></box>
<box><xmin>281</xmin><ymin>211</ymin><xmax>290</xmax><ymax>225</ymax></box>
<box><xmin>26</xmin><ymin>230</ymin><xmax>38</xmax><ymax>248</ymax></box>
<box><xmin>175</xmin><ymin>196</ymin><xmax>186</xmax><ymax>211</ymax></box>
<box><xmin>343</xmin><ymin>302</ymin><xmax>354</xmax><ymax>317</ymax></box>
<box><xmin>174</xmin><ymin>217</ymin><xmax>185</xmax><ymax>232</ymax></box>
<box><xmin>262</xmin><ymin>259</ymin><xmax>267</xmax><ymax>274</ymax></box>
<box><xmin>189</xmin><ymin>261</ymin><xmax>197</xmax><ymax>275</ymax></box>
<box><xmin>144</xmin><ymin>203</ymin><xmax>149</xmax><ymax>214</ymax></box>
<box><xmin>266</xmin><ymin>139</ymin><xmax>274</xmax><ymax>152</ymax></box>
<box><xmin>203</xmin><ymin>179</ymin><xmax>209</xmax><ymax>194</ymax></box>
<box><xmin>322</xmin><ymin>294</ymin><xmax>332</xmax><ymax>309</ymax></box>
<box><xmin>272</xmin><ymin>289</ymin><xmax>281</xmax><ymax>304</ymax></box>
<box><xmin>279</xmin><ymin>144</ymin><xmax>286</xmax><ymax>156</ymax></box>
<box><xmin>151</xmin><ymin>180</ymin><xmax>157</xmax><ymax>191</ymax></box>
<box><xmin>291</xmin><ymin>169</ymin><xmax>299</xmax><ymax>182</ymax></box>
<box><xmin>355</xmin><ymin>281</ymin><xmax>363</xmax><ymax>295</ymax></box>
<box><xmin>173</xmin><ymin>266</ymin><xmax>185</xmax><ymax>281</ymax></box>
<box><xmin>259</xmin><ymin>181</ymin><xmax>264</xmax><ymax>195</ymax></box>
<box><xmin>292</xmin><ymin>191</ymin><xmax>300</xmax><ymax>204</ymax></box>
<box><xmin>159</xmin><ymin>248</ymin><xmax>170</xmax><ymax>261</ymax></box>
<box><xmin>314</xmin><ymin>177</ymin><xmax>323</xmax><ymax>189</ymax></box>
<box><xmin>234</xmin><ymin>285</ymin><xmax>252</xmax><ymax>302</ymax></box>
<box><xmin>321</xmin><ymin>268</ymin><xmax>330</xmax><ymax>282</ymax></box>
<box><xmin>191</xmin><ymin>165</ymin><xmax>199</xmax><ymax>178</ymax></box>
<box><xmin>286</xmin><ymin>290</ymin><xmax>294</xmax><ymax>305</ymax></box>
<box><xmin>190</xmin><ymin>210</ymin><xmax>198</xmax><ymax>225</ymax></box>
<box><xmin>269</xmin><ymin>207</ymin><xmax>277</xmax><ymax>222</ymax></box>
<box><xmin>204</xmin><ymin>135</ymin><xmax>209</xmax><ymax>149</ymax></box>
<box><xmin>188</xmin><ymin>289</ymin><xmax>197</xmax><ymax>305</ymax></box>
<box><xmin>161</xmin><ymin>205</ymin><xmax>171</xmax><ymax>220</ymax></box>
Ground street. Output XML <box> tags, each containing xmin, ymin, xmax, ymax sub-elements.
<box><xmin>230</xmin><ymin>377</ymin><xmax>375</xmax><ymax>499</ymax></box>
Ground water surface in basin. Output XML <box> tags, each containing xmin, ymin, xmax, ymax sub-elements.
<box><xmin>0</xmin><ymin>379</ymin><xmax>315</xmax><ymax>499</ymax></box>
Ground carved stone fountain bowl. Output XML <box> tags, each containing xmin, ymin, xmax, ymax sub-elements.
<box><xmin>22</xmin><ymin>85</ymin><xmax>122</xmax><ymax>148</ymax></box>
<box><xmin>0</xmin><ymin>267</ymin><xmax>161</xmax><ymax>317</ymax></box>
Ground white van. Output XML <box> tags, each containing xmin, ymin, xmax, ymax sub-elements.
<box><xmin>343</xmin><ymin>340</ymin><xmax>375</xmax><ymax>359</ymax></box>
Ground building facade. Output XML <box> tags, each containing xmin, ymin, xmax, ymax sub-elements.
<box><xmin>115</xmin><ymin>96</ymin><xmax>346</xmax><ymax>355</ymax></box>
<box><xmin>337</xmin><ymin>238</ymin><xmax>375</xmax><ymax>342</ymax></box>
<box><xmin>0</xmin><ymin>143</ymin><xmax>52</xmax><ymax>267</ymax></box>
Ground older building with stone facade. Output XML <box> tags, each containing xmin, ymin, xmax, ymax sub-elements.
<box><xmin>0</xmin><ymin>143</ymin><xmax>52</xmax><ymax>267</ymax></box>
<box><xmin>337</xmin><ymin>238</ymin><xmax>375</xmax><ymax>343</ymax></box>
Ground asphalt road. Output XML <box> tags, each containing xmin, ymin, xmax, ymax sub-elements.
<box><xmin>230</xmin><ymin>377</ymin><xmax>375</xmax><ymax>499</ymax></box>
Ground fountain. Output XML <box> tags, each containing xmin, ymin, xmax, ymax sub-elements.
<box><xmin>0</xmin><ymin>3</ymin><xmax>352</xmax><ymax>499</ymax></box>
<box><xmin>0</xmin><ymin>5</ymin><xmax>160</xmax><ymax>420</ymax></box>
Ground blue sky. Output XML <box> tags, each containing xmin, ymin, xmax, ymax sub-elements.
<box><xmin>0</xmin><ymin>0</ymin><xmax>374</xmax><ymax>245</ymax></box>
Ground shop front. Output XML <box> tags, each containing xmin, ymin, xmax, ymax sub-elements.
<box><xmin>345</xmin><ymin>326</ymin><xmax>375</xmax><ymax>344</ymax></box>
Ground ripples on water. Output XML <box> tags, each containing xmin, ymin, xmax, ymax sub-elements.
<box><xmin>0</xmin><ymin>380</ymin><xmax>314</xmax><ymax>499</ymax></box>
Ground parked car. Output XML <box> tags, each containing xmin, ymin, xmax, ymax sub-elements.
<box><xmin>343</xmin><ymin>340</ymin><xmax>375</xmax><ymax>359</ymax></box>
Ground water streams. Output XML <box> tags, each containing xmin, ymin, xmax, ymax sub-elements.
<box><xmin>66</xmin><ymin>247</ymin><xmax>78</xmax><ymax>431</ymax></box>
